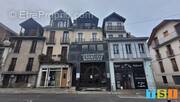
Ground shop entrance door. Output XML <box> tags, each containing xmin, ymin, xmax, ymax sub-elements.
<box><xmin>61</xmin><ymin>68</ymin><xmax>68</xmax><ymax>87</ymax></box>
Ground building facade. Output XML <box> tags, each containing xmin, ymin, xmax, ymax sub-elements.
<box><xmin>1</xmin><ymin>18</ymin><xmax>45</xmax><ymax>88</ymax></box>
<box><xmin>0</xmin><ymin>23</ymin><xmax>17</xmax><ymax>86</ymax></box>
<box><xmin>36</xmin><ymin>10</ymin><xmax>72</xmax><ymax>88</ymax></box>
<box><xmin>103</xmin><ymin>13</ymin><xmax>156</xmax><ymax>91</ymax></box>
<box><xmin>148</xmin><ymin>20</ymin><xmax>180</xmax><ymax>88</ymax></box>
<box><xmin>68</xmin><ymin>12</ymin><xmax>110</xmax><ymax>90</ymax></box>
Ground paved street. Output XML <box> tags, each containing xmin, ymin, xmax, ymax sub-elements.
<box><xmin>0</xmin><ymin>94</ymin><xmax>179</xmax><ymax>102</ymax></box>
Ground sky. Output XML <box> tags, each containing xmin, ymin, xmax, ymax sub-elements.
<box><xmin>1</xmin><ymin>0</ymin><xmax>180</xmax><ymax>37</ymax></box>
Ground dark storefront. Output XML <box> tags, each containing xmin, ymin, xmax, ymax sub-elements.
<box><xmin>114</xmin><ymin>62</ymin><xmax>147</xmax><ymax>89</ymax></box>
<box><xmin>68</xmin><ymin>41</ymin><xmax>110</xmax><ymax>90</ymax></box>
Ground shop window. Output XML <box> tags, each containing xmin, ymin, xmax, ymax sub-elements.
<box><xmin>173</xmin><ymin>76</ymin><xmax>180</xmax><ymax>85</ymax></box>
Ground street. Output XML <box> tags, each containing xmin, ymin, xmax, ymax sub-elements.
<box><xmin>0</xmin><ymin>94</ymin><xmax>179</xmax><ymax>102</ymax></box>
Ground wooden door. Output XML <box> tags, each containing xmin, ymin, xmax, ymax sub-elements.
<box><xmin>61</xmin><ymin>68</ymin><xmax>68</xmax><ymax>87</ymax></box>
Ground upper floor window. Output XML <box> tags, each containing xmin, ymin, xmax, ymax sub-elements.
<box><xmin>166</xmin><ymin>44</ymin><xmax>174</xmax><ymax>56</ymax></box>
<box><xmin>48</xmin><ymin>31</ymin><xmax>55</xmax><ymax>43</ymax></box>
<box><xmin>118</xmin><ymin>34</ymin><xmax>123</xmax><ymax>38</ymax></box>
<box><xmin>14</xmin><ymin>40</ymin><xmax>22</xmax><ymax>53</ymax></box>
<box><xmin>30</xmin><ymin>40</ymin><xmax>37</xmax><ymax>53</ymax></box>
<box><xmin>77</xmin><ymin>33</ymin><xmax>83</xmax><ymax>42</ymax></box>
<box><xmin>107</xmin><ymin>22</ymin><xmax>112</xmax><ymax>26</ymax></box>
<box><xmin>171</xmin><ymin>58</ymin><xmax>179</xmax><ymax>72</ymax></box>
<box><xmin>26</xmin><ymin>58</ymin><xmax>34</xmax><ymax>71</ymax></box>
<box><xmin>46</xmin><ymin>47</ymin><xmax>53</xmax><ymax>56</ymax></box>
<box><xmin>125</xmin><ymin>44</ymin><xmax>132</xmax><ymax>54</ymax></box>
<box><xmin>159</xmin><ymin>61</ymin><xmax>165</xmax><ymax>73</ymax></box>
<box><xmin>117</xmin><ymin>22</ymin><xmax>121</xmax><ymax>26</ymax></box>
<box><xmin>108</xmin><ymin>34</ymin><xmax>113</xmax><ymax>38</ymax></box>
<box><xmin>0</xmin><ymin>48</ymin><xmax>4</xmax><ymax>59</ymax></box>
<box><xmin>113</xmin><ymin>44</ymin><xmax>119</xmax><ymax>54</ymax></box>
<box><xmin>8</xmin><ymin>58</ymin><xmax>17</xmax><ymax>71</ymax></box>
<box><xmin>138</xmin><ymin>43</ymin><xmax>145</xmax><ymax>54</ymax></box>
<box><xmin>92</xmin><ymin>33</ymin><xmax>97</xmax><ymax>41</ymax></box>
<box><xmin>97</xmin><ymin>44</ymin><xmax>104</xmax><ymax>51</ymax></box>
<box><xmin>62</xmin><ymin>31</ymin><xmax>69</xmax><ymax>42</ymax></box>
<box><xmin>163</xmin><ymin>30</ymin><xmax>169</xmax><ymax>37</ymax></box>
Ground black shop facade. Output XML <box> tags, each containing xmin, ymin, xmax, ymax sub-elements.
<box><xmin>68</xmin><ymin>41</ymin><xmax>110</xmax><ymax>90</ymax></box>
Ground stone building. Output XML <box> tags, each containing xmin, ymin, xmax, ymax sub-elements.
<box><xmin>36</xmin><ymin>10</ymin><xmax>72</xmax><ymax>88</ymax></box>
<box><xmin>148</xmin><ymin>19</ymin><xmax>180</xmax><ymax>88</ymax></box>
<box><xmin>1</xmin><ymin>18</ymin><xmax>45</xmax><ymax>88</ymax></box>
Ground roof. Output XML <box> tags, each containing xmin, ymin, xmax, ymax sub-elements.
<box><xmin>50</xmin><ymin>10</ymin><xmax>71</xmax><ymax>18</ymax></box>
<box><xmin>0</xmin><ymin>22</ymin><xmax>17</xmax><ymax>35</ymax></box>
<box><xmin>103</xmin><ymin>12</ymin><xmax>126</xmax><ymax>23</ymax></box>
<box><xmin>148</xmin><ymin>19</ymin><xmax>180</xmax><ymax>46</ymax></box>
<box><xmin>20</xmin><ymin>18</ymin><xmax>43</xmax><ymax>29</ymax></box>
<box><xmin>76</xmin><ymin>11</ymin><xmax>99</xmax><ymax>20</ymax></box>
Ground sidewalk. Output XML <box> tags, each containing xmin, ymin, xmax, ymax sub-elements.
<box><xmin>0</xmin><ymin>88</ymin><xmax>179</xmax><ymax>96</ymax></box>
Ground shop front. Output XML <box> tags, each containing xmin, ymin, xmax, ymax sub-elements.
<box><xmin>114</xmin><ymin>62</ymin><xmax>147</xmax><ymax>89</ymax></box>
<box><xmin>36</xmin><ymin>64</ymin><xmax>71</xmax><ymax>88</ymax></box>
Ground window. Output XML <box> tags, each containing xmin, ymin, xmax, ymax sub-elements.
<box><xmin>82</xmin><ymin>45</ymin><xmax>88</xmax><ymax>51</ymax></box>
<box><xmin>125</xmin><ymin>44</ymin><xmax>132</xmax><ymax>54</ymax></box>
<box><xmin>162</xmin><ymin>76</ymin><xmax>168</xmax><ymax>84</ymax></box>
<box><xmin>89</xmin><ymin>45</ymin><xmax>96</xmax><ymax>51</ymax></box>
<box><xmin>171</xmin><ymin>58</ymin><xmax>179</xmax><ymax>72</ymax></box>
<box><xmin>155</xmin><ymin>49</ymin><xmax>161</xmax><ymax>59</ymax></box>
<box><xmin>49</xmin><ymin>31</ymin><xmax>55</xmax><ymax>43</ymax></box>
<box><xmin>159</xmin><ymin>61</ymin><xmax>165</xmax><ymax>73</ymax></box>
<box><xmin>92</xmin><ymin>33</ymin><xmax>97</xmax><ymax>41</ymax></box>
<box><xmin>0</xmin><ymin>48</ymin><xmax>4</xmax><ymax>59</ymax></box>
<box><xmin>26</xmin><ymin>58</ymin><xmax>34</xmax><ymax>71</ymax></box>
<box><xmin>8</xmin><ymin>58</ymin><xmax>17</xmax><ymax>71</ymax></box>
<box><xmin>138</xmin><ymin>43</ymin><xmax>145</xmax><ymax>53</ymax></box>
<box><xmin>78</xmin><ymin>33</ymin><xmax>83</xmax><ymax>42</ymax></box>
<box><xmin>97</xmin><ymin>44</ymin><xmax>104</xmax><ymax>51</ymax></box>
<box><xmin>163</xmin><ymin>30</ymin><xmax>169</xmax><ymax>37</ymax></box>
<box><xmin>46</xmin><ymin>47</ymin><xmax>53</xmax><ymax>56</ymax></box>
<box><xmin>63</xmin><ymin>31</ymin><xmax>69</xmax><ymax>42</ymax></box>
<box><xmin>113</xmin><ymin>44</ymin><xmax>119</xmax><ymax>54</ymax></box>
<box><xmin>118</xmin><ymin>34</ymin><xmax>123</xmax><ymax>38</ymax></box>
<box><xmin>166</xmin><ymin>44</ymin><xmax>174</xmax><ymax>56</ymax></box>
<box><xmin>107</xmin><ymin>22</ymin><xmax>112</xmax><ymax>26</ymax></box>
<box><xmin>14</xmin><ymin>40</ymin><xmax>22</xmax><ymax>53</ymax></box>
<box><xmin>117</xmin><ymin>22</ymin><xmax>121</xmax><ymax>26</ymax></box>
<box><xmin>30</xmin><ymin>40</ymin><xmax>37</xmax><ymax>53</ymax></box>
<box><xmin>173</xmin><ymin>76</ymin><xmax>180</xmax><ymax>85</ymax></box>
<box><xmin>108</xmin><ymin>34</ymin><xmax>113</xmax><ymax>38</ymax></box>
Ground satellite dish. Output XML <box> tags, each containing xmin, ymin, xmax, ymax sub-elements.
<box><xmin>3</xmin><ymin>40</ymin><xmax>11</xmax><ymax>46</ymax></box>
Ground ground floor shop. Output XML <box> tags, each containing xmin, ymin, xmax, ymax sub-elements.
<box><xmin>2</xmin><ymin>73</ymin><xmax>36</xmax><ymax>88</ymax></box>
<box><xmin>74</xmin><ymin>62</ymin><xmax>110</xmax><ymax>90</ymax></box>
<box><xmin>109</xmin><ymin>61</ymin><xmax>156</xmax><ymax>91</ymax></box>
<box><xmin>36</xmin><ymin>64</ymin><xmax>72</xmax><ymax>88</ymax></box>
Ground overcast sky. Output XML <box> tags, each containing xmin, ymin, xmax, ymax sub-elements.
<box><xmin>1</xmin><ymin>0</ymin><xmax>180</xmax><ymax>37</ymax></box>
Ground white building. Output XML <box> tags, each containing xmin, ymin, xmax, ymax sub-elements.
<box><xmin>148</xmin><ymin>20</ymin><xmax>180</xmax><ymax>88</ymax></box>
<box><xmin>103</xmin><ymin>12</ymin><xmax>156</xmax><ymax>91</ymax></box>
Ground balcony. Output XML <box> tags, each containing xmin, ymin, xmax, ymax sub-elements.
<box><xmin>90</xmin><ymin>38</ymin><xmax>101</xmax><ymax>41</ymax></box>
<box><xmin>166</xmin><ymin>49</ymin><xmax>175</xmax><ymax>57</ymax></box>
<box><xmin>106</xmin><ymin>26</ymin><xmax>125</xmax><ymax>31</ymax></box>
<box><xmin>46</xmin><ymin>39</ymin><xmax>56</xmax><ymax>45</ymax></box>
<box><xmin>75</xmin><ymin>38</ymin><xmax>85</xmax><ymax>42</ymax></box>
<box><xmin>61</xmin><ymin>38</ymin><xmax>70</xmax><ymax>44</ymax></box>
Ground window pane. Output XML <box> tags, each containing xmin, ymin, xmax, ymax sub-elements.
<box><xmin>97</xmin><ymin>44</ymin><xmax>103</xmax><ymax>51</ymax></box>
